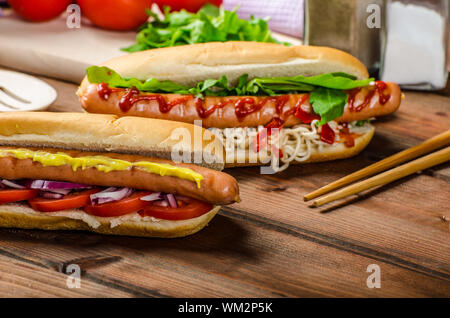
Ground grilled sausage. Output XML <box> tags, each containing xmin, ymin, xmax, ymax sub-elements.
<box><xmin>80</xmin><ymin>82</ymin><xmax>401</xmax><ymax>129</ymax></box>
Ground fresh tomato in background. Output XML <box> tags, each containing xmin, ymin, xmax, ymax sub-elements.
<box><xmin>8</xmin><ymin>0</ymin><xmax>72</xmax><ymax>22</ymax></box>
<box><xmin>77</xmin><ymin>0</ymin><xmax>153</xmax><ymax>31</ymax></box>
<box><xmin>154</xmin><ymin>0</ymin><xmax>222</xmax><ymax>12</ymax></box>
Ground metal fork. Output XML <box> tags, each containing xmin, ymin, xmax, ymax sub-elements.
<box><xmin>0</xmin><ymin>69</ymin><xmax>57</xmax><ymax>112</ymax></box>
<box><xmin>0</xmin><ymin>86</ymin><xmax>31</xmax><ymax>109</ymax></box>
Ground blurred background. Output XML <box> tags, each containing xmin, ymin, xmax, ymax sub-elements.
<box><xmin>0</xmin><ymin>0</ymin><xmax>448</xmax><ymax>92</ymax></box>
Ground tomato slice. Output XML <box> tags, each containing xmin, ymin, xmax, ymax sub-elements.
<box><xmin>28</xmin><ymin>189</ymin><xmax>101</xmax><ymax>213</ymax></box>
<box><xmin>84</xmin><ymin>191</ymin><xmax>151</xmax><ymax>217</ymax></box>
<box><xmin>0</xmin><ymin>189</ymin><xmax>39</xmax><ymax>204</ymax></box>
<box><xmin>139</xmin><ymin>197</ymin><xmax>213</xmax><ymax>221</ymax></box>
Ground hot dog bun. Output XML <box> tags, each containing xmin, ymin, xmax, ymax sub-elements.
<box><xmin>0</xmin><ymin>203</ymin><xmax>220</xmax><ymax>238</ymax></box>
<box><xmin>0</xmin><ymin>112</ymin><xmax>224</xmax><ymax>171</ymax></box>
<box><xmin>78</xmin><ymin>42</ymin><xmax>369</xmax><ymax>95</ymax></box>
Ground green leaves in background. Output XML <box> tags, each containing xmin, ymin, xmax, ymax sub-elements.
<box><xmin>122</xmin><ymin>4</ymin><xmax>287</xmax><ymax>52</ymax></box>
<box><xmin>86</xmin><ymin>66</ymin><xmax>374</xmax><ymax>125</ymax></box>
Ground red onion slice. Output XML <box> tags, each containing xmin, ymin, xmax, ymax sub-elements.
<box><xmin>43</xmin><ymin>188</ymin><xmax>72</xmax><ymax>195</ymax></box>
<box><xmin>25</xmin><ymin>180</ymin><xmax>91</xmax><ymax>190</ymax></box>
<box><xmin>90</xmin><ymin>187</ymin><xmax>133</xmax><ymax>205</ymax></box>
<box><xmin>140</xmin><ymin>192</ymin><xmax>163</xmax><ymax>201</ymax></box>
<box><xmin>39</xmin><ymin>191</ymin><xmax>64</xmax><ymax>199</ymax></box>
<box><xmin>165</xmin><ymin>194</ymin><xmax>178</xmax><ymax>208</ymax></box>
<box><xmin>1</xmin><ymin>179</ymin><xmax>26</xmax><ymax>189</ymax></box>
<box><xmin>154</xmin><ymin>200</ymin><xmax>169</xmax><ymax>207</ymax></box>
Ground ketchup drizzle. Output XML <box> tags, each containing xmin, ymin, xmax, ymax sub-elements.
<box><xmin>347</xmin><ymin>81</ymin><xmax>390</xmax><ymax>112</ymax></box>
<box><xmin>234</xmin><ymin>97</ymin><xmax>287</xmax><ymax>120</ymax></box>
<box><xmin>339</xmin><ymin>126</ymin><xmax>356</xmax><ymax>147</ymax></box>
<box><xmin>117</xmin><ymin>87</ymin><xmax>193</xmax><ymax>113</ymax></box>
<box><xmin>97</xmin><ymin>82</ymin><xmax>122</xmax><ymax>100</ymax></box>
<box><xmin>194</xmin><ymin>98</ymin><xmax>233</xmax><ymax>118</ymax></box>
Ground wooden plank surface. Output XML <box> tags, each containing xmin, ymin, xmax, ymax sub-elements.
<box><xmin>0</xmin><ymin>73</ymin><xmax>449</xmax><ymax>298</ymax></box>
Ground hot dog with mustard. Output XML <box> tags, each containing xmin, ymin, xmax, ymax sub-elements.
<box><xmin>0</xmin><ymin>112</ymin><xmax>239</xmax><ymax>238</ymax></box>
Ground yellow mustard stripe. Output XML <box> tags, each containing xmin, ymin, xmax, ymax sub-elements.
<box><xmin>0</xmin><ymin>149</ymin><xmax>203</xmax><ymax>188</ymax></box>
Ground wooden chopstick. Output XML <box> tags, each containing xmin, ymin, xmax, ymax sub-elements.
<box><xmin>304</xmin><ymin>129</ymin><xmax>450</xmax><ymax>201</ymax></box>
<box><xmin>311</xmin><ymin>146</ymin><xmax>450</xmax><ymax>207</ymax></box>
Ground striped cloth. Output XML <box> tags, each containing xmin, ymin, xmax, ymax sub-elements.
<box><xmin>223</xmin><ymin>0</ymin><xmax>304</xmax><ymax>39</ymax></box>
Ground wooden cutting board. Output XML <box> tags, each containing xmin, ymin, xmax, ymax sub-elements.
<box><xmin>0</xmin><ymin>14</ymin><xmax>135</xmax><ymax>83</ymax></box>
<box><xmin>0</xmin><ymin>12</ymin><xmax>301</xmax><ymax>84</ymax></box>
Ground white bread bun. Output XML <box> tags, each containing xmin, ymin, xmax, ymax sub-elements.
<box><xmin>0</xmin><ymin>203</ymin><xmax>220</xmax><ymax>238</ymax></box>
<box><xmin>78</xmin><ymin>41</ymin><xmax>369</xmax><ymax>95</ymax></box>
<box><xmin>0</xmin><ymin>112</ymin><xmax>224</xmax><ymax>171</ymax></box>
<box><xmin>224</xmin><ymin>125</ymin><xmax>375</xmax><ymax>168</ymax></box>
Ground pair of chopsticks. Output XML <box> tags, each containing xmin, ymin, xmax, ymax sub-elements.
<box><xmin>304</xmin><ymin>129</ymin><xmax>450</xmax><ymax>208</ymax></box>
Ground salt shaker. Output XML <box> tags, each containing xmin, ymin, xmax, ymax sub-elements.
<box><xmin>380</xmin><ymin>0</ymin><xmax>449</xmax><ymax>90</ymax></box>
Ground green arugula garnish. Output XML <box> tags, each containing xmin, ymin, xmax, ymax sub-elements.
<box><xmin>122</xmin><ymin>4</ymin><xmax>287</xmax><ymax>52</ymax></box>
<box><xmin>86</xmin><ymin>66</ymin><xmax>374</xmax><ymax>125</ymax></box>
<box><xmin>355</xmin><ymin>119</ymin><xmax>372</xmax><ymax>126</ymax></box>
<box><xmin>309</xmin><ymin>88</ymin><xmax>348</xmax><ymax>126</ymax></box>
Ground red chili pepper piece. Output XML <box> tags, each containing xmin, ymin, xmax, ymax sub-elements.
<box><xmin>253</xmin><ymin>118</ymin><xmax>284</xmax><ymax>153</ymax></box>
<box><xmin>292</xmin><ymin>94</ymin><xmax>320</xmax><ymax>124</ymax></box>
<box><xmin>320</xmin><ymin>123</ymin><xmax>336</xmax><ymax>144</ymax></box>
<box><xmin>294</xmin><ymin>106</ymin><xmax>320</xmax><ymax>124</ymax></box>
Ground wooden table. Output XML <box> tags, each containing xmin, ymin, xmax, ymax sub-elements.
<box><xmin>0</xmin><ymin>73</ymin><xmax>449</xmax><ymax>298</ymax></box>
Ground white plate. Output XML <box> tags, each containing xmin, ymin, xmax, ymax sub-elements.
<box><xmin>0</xmin><ymin>70</ymin><xmax>57</xmax><ymax>112</ymax></box>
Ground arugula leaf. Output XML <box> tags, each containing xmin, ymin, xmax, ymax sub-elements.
<box><xmin>309</xmin><ymin>88</ymin><xmax>348</xmax><ymax>126</ymax></box>
<box><xmin>244</xmin><ymin>73</ymin><xmax>373</xmax><ymax>95</ymax></box>
<box><xmin>122</xmin><ymin>4</ymin><xmax>287</xmax><ymax>52</ymax></box>
<box><xmin>355</xmin><ymin>119</ymin><xmax>371</xmax><ymax>126</ymax></box>
<box><xmin>86</xmin><ymin>66</ymin><xmax>189</xmax><ymax>93</ymax></box>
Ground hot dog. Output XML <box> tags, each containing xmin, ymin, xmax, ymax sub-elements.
<box><xmin>0</xmin><ymin>112</ymin><xmax>239</xmax><ymax>238</ymax></box>
<box><xmin>0</xmin><ymin>147</ymin><xmax>238</xmax><ymax>205</ymax></box>
<box><xmin>77</xmin><ymin>42</ymin><xmax>403</xmax><ymax>171</ymax></box>
<box><xmin>81</xmin><ymin>82</ymin><xmax>401</xmax><ymax>129</ymax></box>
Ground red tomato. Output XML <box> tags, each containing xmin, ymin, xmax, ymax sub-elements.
<box><xmin>77</xmin><ymin>0</ymin><xmax>153</xmax><ymax>31</ymax></box>
<box><xmin>139</xmin><ymin>197</ymin><xmax>213</xmax><ymax>220</ymax></box>
<box><xmin>8</xmin><ymin>0</ymin><xmax>72</xmax><ymax>22</ymax></box>
<box><xmin>154</xmin><ymin>0</ymin><xmax>222</xmax><ymax>13</ymax></box>
<box><xmin>0</xmin><ymin>189</ymin><xmax>38</xmax><ymax>204</ymax></box>
<box><xmin>28</xmin><ymin>189</ymin><xmax>100</xmax><ymax>212</ymax></box>
<box><xmin>84</xmin><ymin>191</ymin><xmax>151</xmax><ymax>217</ymax></box>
